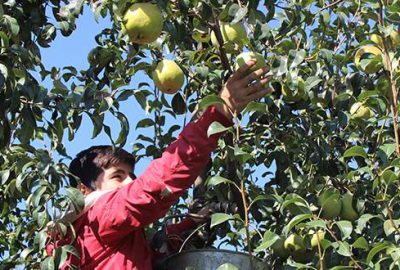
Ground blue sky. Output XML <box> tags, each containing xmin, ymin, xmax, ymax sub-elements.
<box><xmin>40</xmin><ymin>6</ymin><xmax>156</xmax><ymax>175</ymax></box>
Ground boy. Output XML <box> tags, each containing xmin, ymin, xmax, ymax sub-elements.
<box><xmin>50</xmin><ymin>61</ymin><xmax>271</xmax><ymax>269</ymax></box>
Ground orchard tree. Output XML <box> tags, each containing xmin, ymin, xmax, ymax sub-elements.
<box><xmin>1</xmin><ymin>0</ymin><xmax>400</xmax><ymax>269</ymax></box>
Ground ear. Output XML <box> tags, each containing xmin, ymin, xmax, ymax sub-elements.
<box><xmin>79</xmin><ymin>183</ymin><xmax>93</xmax><ymax>196</ymax></box>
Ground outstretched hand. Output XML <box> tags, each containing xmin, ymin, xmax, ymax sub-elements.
<box><xmin>215</xmin><ymin>60</ymin><xmax>272</xmax><ymax>119</ymax></box>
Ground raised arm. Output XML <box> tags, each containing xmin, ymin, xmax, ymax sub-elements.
<box><xmin>97</xmin><ymin>61</ymin><xmax>271</xmax><ymax>236</ymax></box>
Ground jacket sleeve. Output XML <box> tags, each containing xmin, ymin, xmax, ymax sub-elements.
<box><xmin>97</xmin><ymin>106</ymin><xmax>232</xmax><ymax>238</ymax></box>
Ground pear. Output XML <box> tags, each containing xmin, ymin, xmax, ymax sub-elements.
<box><xmin>211</xmin><ymin>22</ymin><xmax>247</xmax><ymax>53</ymax></box>
<box><xmin>390</xmin><ymin>30</ymin><xmax>400</xmax><ymax>46</ymax></box>
<box><xmin>284</xmin><ymin>234</ymin><xmax>306</xmax><ymax>254</ymax></box>
<box><xmin>350</xmin><ymin>102</ymin><xmax>373</xmax><ymax>120</ymax></box>
<box><xmin>354</xmin><ymin>45</ymin><xmax>383</xmax><ymax>74</ymax></box>
<box><xmin>340</xmin><ymin>192</ymin><xmax>359</xmax><ymax>221</ymax></box>
<box><xmin>152</xmin><ymin>60</ymin><xmax>185</xmax><ymax>94</ymax></box>
<box><xmin>371</xmin><ymin>34</ymin><xmax>384</xmax><ymax>48</ymax></box>
<box><xmin>310</xmin><ymin>230</ymin><xmax>326</xmax><ymax>249</ymax></box>
<box><xmin>318</xmin><ymin>188</ymin><xmax>342</xmax><ymax>219</ymax></box>
<box><xmin>271</xmin><ymin>237</ymin><xmax>289</xmax><ymax>258</ymax></box>
<box><xmin>122</xmin><ymin>3</ymin><xmax>163</xmax><ymax>45</ymax></box>
<box><xmin>235</xmin><ymin>51</ymin><xmax>267</xmax><ymax>74</ymax></box>
<box><xmin>370</xmin><ymin>31</ymin><xmax>400</xmax><ymax>48</ymax></box>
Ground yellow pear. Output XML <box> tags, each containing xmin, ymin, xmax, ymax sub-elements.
<box><xmin>340</xmin><ymin>192</ymin><xmax>359</xmax><ymax>221</ymax></box>
<box><xmin>284</xmin><ymin>234</ymin><xmax>306</xmax><ymax>253</ymax></box>
<box><xmin>390</xmin><ymin>30</ymin><xmax>400</xmax><ymax>46</ymax></box>
<box><xmin>371</xmin><ymin>34</ymin><xmax>384</xmax><ymax>48</ymax></box>
<box><xmin>354</xmin><ymin>45</ymin><xmax>383</xmax><ymax>74</ymax></box>
<box><xmin>211</xmin><ymin>22</ymin><xmax>247</xmax><ymax>53</ymax></box>
<box><xmin>122</xmin><ymin>3</ymin><xmax>163</xmax><ymax>45</ymax></box>
<box><xmin>235</xmin><ymin>51</ymin><xmax>267</xmax><ymax>74</ymax></box>
<box><xmin>152</xmin><ymin>60</ymin><xmax>185</xmax><ymax>94</ymax></box>
<box><xmin>350</xmin><ymin>102</ymin><xmax>373</xmax><ymax>120</ymax></box>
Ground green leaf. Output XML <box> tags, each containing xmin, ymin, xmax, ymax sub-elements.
<box><xmin>0</xmin><ymin>170</ymin><xmax>10</xmax><ymax>184</ymax></box>
<box><xmin>353</xmin><ymin>237</ymin><xmax>369</xmax><ymax>250</ymax></box>
<box><xmin>334</xmin><ymin>241</ymin><xmax>352</xmax><ymax>257</ymax></box>
<box><xmin>288</xmin><ymin>49</ymin><xmax>306</xmax><ymax>69</ymax></box>
<box><xmin>114</xmin><ymin>112</ymin><xmax>129</xmax><ymax>146</ymax></box>
<box><xmin>87</xmin><ymin>113</ymin><xmax>104</xmax><ymax>139</ymax></box>
<box><xmin>210</xmin><ymin>213</ymin><xmax>234</xmax><ymax>228</ymax></box>
<box><xmin>366</xmin><ymin>242</ymin><xmax>391</xmax><ymax>264</ymax></box>
<box><xmin>40</xmin><ymin>256</ymin><xmax>55</xmax><ymax>270</ymax></box>
<box><xmin>207</xmin><ymin>121</ymin><xmax>230</xmax><ymax>137</ymax></box>
<box><xmin>216</xmin><ymin>263</ymin><xmax>239</xmax><ymax>270</ymax></box>
<box><xmin>242</xmin><ymin>101</ymin><xmax>267</xmax><ymax>114</ymax></box>
<box><xmin>231</xmin><ymin>6</ymin><xmax>248</xmax><ymax>24</ymax></box>
<box><xmin>206</xmin><ymin>176</ymin><xmax>235</xmax><ymax>187</ymax></box>
<box><xmin>136</xmin><ymin>118</ymin><xmax>155</xmax><ymax>129</ymax></box>
<box><xmin>198</xmin><ymin>95</ymin><xmax>224</xmax><ymax>111</ymax></box>
<box><xmin>21</xmin><ymin>247</ymin><xmax>34</xmax><ymax>261</ymax></box>
<box><xmin>334</xmin><ymin>220</ymin><xmax>353</xmax><ymax>240</ymax></box>
<box><xmin>283</xmin><ymin>214</ymin><xmax>312</xmax><ymax>235</ymax></box>
<box><xmin>305</xmin><ymin>220</ymin><xmax>327</xmax><ymax>230</ymax></box>
<box><xmin>254</xmin><ymin>230</ymin><xmax>279</xmax><ymax>252</ymax></box>
<box><xmin>3</xmin><ymin>15</ymin><xmax>19</xmax><ymax>36</ymax></box>
<box><xmin>356</xmin><ymin>214</ymin><xmax>381</xmax><ymax>233</ymax></box>
<box><xmin>343</xmin><ymin>146</ymin><xmax>367</xmax><ymax>159</ymax></box>
<box><xmin>305</xmin><ymin>76</ymin><xmax>322</xmax><ymax>92</ymax></box>
<box><xmin>65</xmin><ymin>187</ymin><xmax>84</xmax><ymax>213</ymax></box>
<box><xmin>171</xmin><ymin>92</ymin><xmax>186</xmax><ymax>115</ymax></box>
<box><xmin>383</xmin><ymin>219</ymin><xmax>400</xmax><ymax>236</ymax></box>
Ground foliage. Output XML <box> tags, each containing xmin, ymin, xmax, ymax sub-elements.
<box><xmin>1</xmin><ymin>0</ymin><xmax>400</xmax><ymax>269</ymax></box>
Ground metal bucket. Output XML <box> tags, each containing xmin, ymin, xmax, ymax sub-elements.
<box><xmin>155</xmin><ymin>249</ymin><xmax>268</xmax><ymax>270</ymax></box>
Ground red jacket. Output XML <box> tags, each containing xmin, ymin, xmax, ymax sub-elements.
<box><xmin>56</xmin><ymin>106</ymin><xmax>232</xmax><ymax>269</ymax></box>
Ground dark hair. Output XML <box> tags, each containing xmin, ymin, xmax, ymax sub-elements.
<box><xmin>69</xmin><ymin>145</ymin><xmax>136</xmax><ymax>189</ymax></box>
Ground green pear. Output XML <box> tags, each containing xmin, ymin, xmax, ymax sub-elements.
<box><xmin>350</xmin><ymin>102</ymin><xmax>373</xmax><ymax>120</ymax></box>
<box><xmin>122</xmin><ymin>3</ymin><xmax>163</xmax><ymax>45</ymax></box>
<box><xmin>284</xmin><ymin>234</ymin><xmax>306</xmax><ymax>254</ymax></box>
<box><xmin>318</xmin><ymin>188</ymin><xmax>342</xmax><ymax>219</ymax></box>
<box><xmin>211</xmin><ymin>22</ymin><xmax>247</xmax><ymax>53</ymax></box>
<box><xmin>271</xmin><ymin>237</ymin><xmax>289</xmax><ymax>258</ymax></box>
<box><xmin>340</xmin><ymin>192</ymin><xmax>359</xmax><ymax>221</ymax></box>
<box><xmin>152</xmin><ymin>60</ymin><xmax>185</xmax><ymax>94</ymax></box>
<box><xmin>235</xmin><ymin>51</ymin><xmax>267</xmax><ymax>74</ymax></box>
<box><xmin>310</xmin><ymin>230</ymin><xmax>326</xmax><ymax>248</ymax></box>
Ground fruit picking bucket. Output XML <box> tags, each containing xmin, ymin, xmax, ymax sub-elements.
<box><xmin>155</xmin><ymin>249</ymin><xmax>268</xmax><ymax>270</ymax></box>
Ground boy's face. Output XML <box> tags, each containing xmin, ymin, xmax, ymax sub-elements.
<box><xmin>94</xmin><ymin>162</ymin><xmax>135</xmax><ymax>191</ymax></box>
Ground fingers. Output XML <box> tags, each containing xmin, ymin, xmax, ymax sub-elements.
<box><xmin>246</xmin><ymin>76</ymin><xmax>272</xmax><ymax>95</ymax></box>
<box><xmin>230</xmin><ymin>60</ymin><xmax>257</xmax><ymax>80</ymax></box>
<box><xmin>246</xmin><ymin>88</ymin><xmax>273</xmax><ymax>102</ymax></box>
<box><xmin>241</xmin><ymin>66</ymin><xmax>269</xmax><ymax>86</ymax></box>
